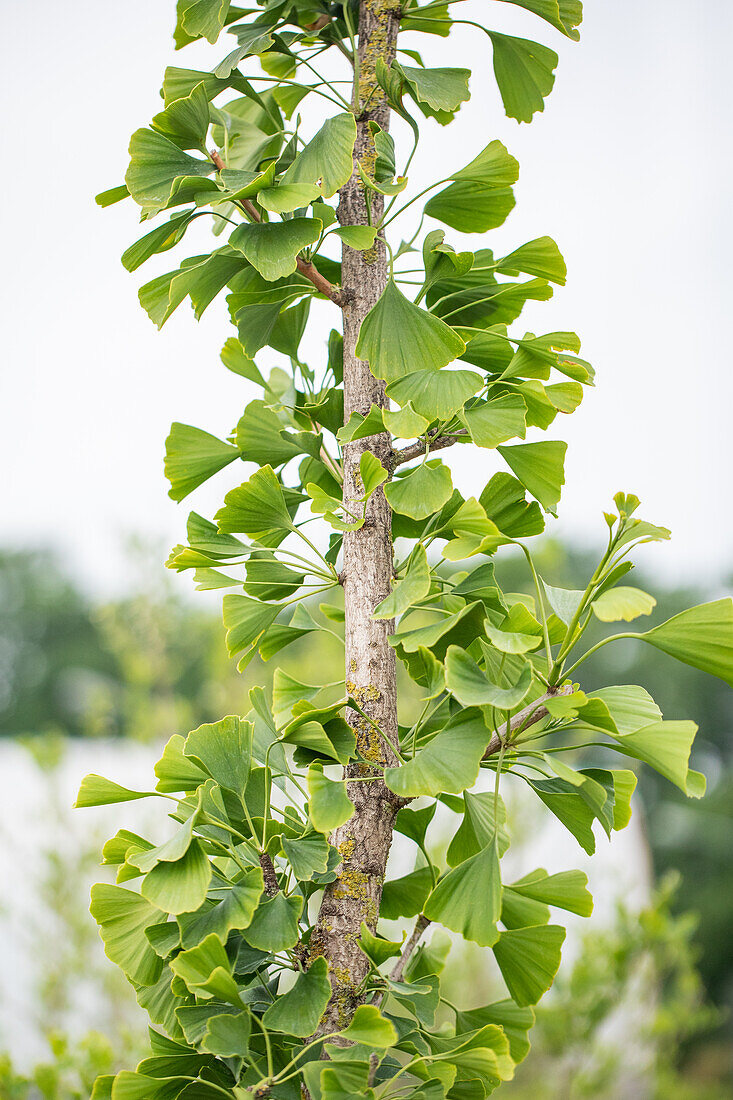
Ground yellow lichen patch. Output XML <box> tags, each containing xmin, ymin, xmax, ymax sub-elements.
<box><xmin>332</xmin><ymin>867</ymin><xmax>371</xmax><ymax>901</ymax></box>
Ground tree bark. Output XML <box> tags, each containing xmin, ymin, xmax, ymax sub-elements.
<box><xmin>308</xmin><ymin>0</ymin><xmax>401</xmax><ymax>1036</ymax></box>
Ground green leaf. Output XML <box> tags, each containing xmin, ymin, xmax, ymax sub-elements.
<box><xmin>164</xmin><ymin>423</ymin><xmax>239</xmax><ymax>502</ymax></box>
<box><xmin>492</xmin><ymin>925</ymin><xmax>565</xmax><ymax>1005</ymax></box>
<box><xmin>235</xmin><ymin>399</ymin><xmax>305</xmax><ymax>468</ymax></box>
<box><xmin>281</xmin><ymin>831</ymin><xmax>333</xmax><ymax>880</ymax></box>
<box><xmin>373</xmin><ymin>544</ymin><xmax>431</xmax><ymax>619</ymax></box>
<box><xmin>170</xmin><ymin>932</ymin><xmax>242</xmax><ymax>1004</ymax></box>
<box><xmin>151</xmin><ymin>80</ymin><xmax>210</xmax><ymax>151</ymax></box>
<box><xmin>387</xmin><ymin>368</ymin><xmax>483</xmax><ymax>420</ymax></box>
<box><xmin>338</xmin><ymin>1005</ymin><xmax>397</xmax><ymax>1048</ymax></box>
<box><xmin>338</xmin><ymin>406</ymin><xmax>386</xmax><ymax>443</ymax></box>
<box><xmin>383</xmin><ymin>401</ymin><xmax>430</xmax><ymax>439</ymax></box>
<box><xmin>125</xmin><ymin>129</ymin><xmax>213</xmax><ymax>215</ymax></box>
<box><xmin>591</xmin><ymin>586</ymin><xmax>656</xmax><ymax>623</ymax></box>
<box><xmin>258</xmin><ymin>182</ymin><xmax>322</xmax><ymax>213</ymax></box>
<box><xmin>380</xmin><ymin>867</ymin><xmax>433</xmax><ymax>920</ymax></box>
<box><xmin>355</xmin><ymin>279</ymin><xmax>465</xmax><ymax>381</ymax></box>
<box><xmin>142</xmin><ymin>840</ymin><xmax>212</xmax><ymax>915</ymax></box>
<box><xmin>121</xmin><ymin>212</ymin><xmax>194</xmax><ymax>273</ymax></box>
<box><xmin>75</xmin><ymin>775</ymin><xmax>155</xmax><ymax>808</ymax></box>
<box><xmin>360</xmin><ymin>451</ymin><xmax>388</xmax><ymax>497</ymax></box>
<box><xmin>385</xmin><ymin>460</ymin><xmax>454</xmax><ymax>519</ymax></box>
<box><xmin>358</xmin><ymin>923</ymin><xmax>403</xmax><ymax>967</ymax></box>
<box><xmin>488</xmin><ymin>32</ymin><xmax>558</xmax><ymax>123</ymax></box>
<box><xmin>424</xmin><ymin>843</ymin><xmax>501</xmax><ymax>946</ymax></box>
<box><xmin>222</xmin><ymin>595</ymin><xmax>281</xmax><ymax>662</ymax></box>
<box><xmin>272</xmin><ymin>669</ymin><xmax>322</xmax><ymax>720</ymax></box>
<box><xmin>282</xmin><ymin>112</ymin><xmax>357</xmax><ymax>198</ymax></box>
<box><xmin>497</xmin><ymin>441</ymin><xmax>567</xmax><ymax>512</ymax></box>
<box><xmin>509</xmin><ymin>868</ymin><xmax>593</xmax><ymax>917</ymax></box>
<box><xmin>445</xmin><ymin>646</ymin><xmax>532</xmax><ymax>708</ymax></box>
<box><xmin>229</xmin><ymin>218</ymin><xmax>321</xmax><ymax>281</ymax></box>
<box><xmin>307</xmin><ymin>763</ymin><xmax>355</xmax><ymax>832</ymax></box>
<box><xmin>455</xmin><ymin>999</ymin><xmax>535</xmax><ymax>1065</ymax></box>
<box><xmin>527</xmin><ymin>776</ymin><xmax>598</xmax><ymax>854</ymax></box>
<box><xmin>609</xmin><ymin>720</ymin><xmax>703</xmax><ymax>796</ymax></box>
<box><xmin>262</xmin><ymin>956</ymin><xmax>331</xmax><ymax>1035</ymax></box>
<box><xmin>332</xmin><ymin>225</ymin><xmax>379</xmax><ymax>250</ymax></box>
<box><xmin>201</xmin><ymin>1010</ymin><xmax>252</xmax><ymax>1057</ymax></box>
<box><xmin>184</xmin><ymin>715</ymin><xmax>252</xmax><ymax>794</ymax></box>
<box><xmin>580</xmin><ymin>684</ymin><xmax>661</xmax><ymax>736</ymax></box>
<box><xmin>446</xmin><ymin>791</ymin><xmax>509</xmax><ymax>866</ymax></box>
<box><xmin>215</xmin><ymin>465</ymin><xmax>296</xmax><ymax>544</ymax></box>
<box><xmin>541</xmin><ymin>579</ymin><xmax>584</xmax><ymax>625</ymax></box>
<box><xmin>178</xmin><ymin>870</ymin><xmax>264</xmax><ymax>947</ymax></box>
<box><xmin>398</xmin><ymin>645</ymin><xmax>446</xmax><ymax>698</ymax></box>
<box><xmin>154</xmin><ymin>734</ymin><xmax>207</xmax><ymax>793</ymax></box>
<box><xmin>395</xmin><ymin>64</ymin><xmax>471</xmax><ymax>112</ymax></box>
<box><xmin>497</xmin><ymin>236</ymin><xmax>567</xmax><ymax>284</ymax></box>
<box><xmin>425</xmin><ymin>140</ymin><xmax>519</xmax><ymax>233</ymax></box>
<box><xmin>484</xmin><ymin>619</ymin><xmax>542</xmax><ymax>655</ymax></box>
<box><xmin>245</xmin><ymin>892</ymin><xmax>303</xmax><ymax>952</ymax></box>
<box><xmin>636</xmin><ymin>599</ymin><xmax>733</xmax><ymax>687</ymax></box>
<box><xmin>90</xmin><ymin>884</ymin><xmax>164</xmax><ymax>986</ymax></box>
<box><xmin>480</xmin><ymin>472</ymin><xmax>545</xmax><ymax>538</ymax></box>
<box><xmin>499</xmin><ymin>0</ymin><xmax>583</xmax><ymax>40</ymax></box>
<box><xmin>462</xmin><ymin>395</ymin><xmax>527</xmax><ymax>448</ymax></box>
<box><xmin>385</xmin><ymin>709</ymin><xmax>489</xmax><ymax>798</ymax></box>
<box><xmin>178</xmin><ymin>0</ymin><xmax>231</xmax><ymax>44</ymax></box>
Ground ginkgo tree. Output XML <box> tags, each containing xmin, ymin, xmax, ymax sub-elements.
<box><xmin>78</xmin><ymin>1</ymin><xmax>733</xmax><ymax>1097</ymax></box>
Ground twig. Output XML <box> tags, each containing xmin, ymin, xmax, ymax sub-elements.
<box><xmin>482</xmin><ymin>683</ymin><xmax>573</xmax><ymax>760</ymax></box>
<box><xmin>371</xmin><ymin>913</ymin><xmax>431</xmax><ymax>1010</ymax></box>
<box><xmin>209</xmin><ymin>149</ymin><xmax>345</xmax><ymax>306</ymax></box>
<box><xmin>390</xmin><ymin>430</ymin><xmax>468</xmax><ymax>469</ymax></box>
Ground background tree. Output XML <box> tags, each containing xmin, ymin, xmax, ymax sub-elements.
<box><xmin>76</xmin><ymin>2</ymin><xmax>733</xmax><ymax>1097</ymax></box>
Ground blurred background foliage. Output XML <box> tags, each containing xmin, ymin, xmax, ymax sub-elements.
<box><xmin>0</xmin><ymin>542</ymin><xmax>730</xmax><ymax>1097</ymax></box>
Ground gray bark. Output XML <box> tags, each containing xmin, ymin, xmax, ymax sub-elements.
<box><xmin>308</xmin><ymin>0</ymin><xmax>402</xmax><ymax>1036</ymax></box>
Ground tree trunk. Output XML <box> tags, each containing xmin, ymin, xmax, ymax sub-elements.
<box><xmin>308</xmin><ymin>0</ymin><xmax>401</xmax><ymax>1036</ymax></box>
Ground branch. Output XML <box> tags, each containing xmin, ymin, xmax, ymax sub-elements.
<box><xmin>482</xmin><ymin>683</ymin><xmax>573</xmax><ymax>760</ymax></box>
<box><xmin>390</xmin><ymin>430</ymin><xmax>468</xmax><ymax>469</ymax></box>
<box><xmin>259</xmin><ymin>851</ymin><xmax>280</xmax><ymax>897</ymax></box>
<box><xmin>371</xmin><ymin>913</ymin><xmax>431</xmax><ymax>1010</ymax></box>
<box><xmin>209</xmin><ymin>149</ymin><xmax>345</xmax><ymax>307</ymax></box>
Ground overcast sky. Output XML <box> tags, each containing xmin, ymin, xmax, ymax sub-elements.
<box><xmin>2</xmin><ymin>0</ymin><xmax>731</xmax><ymax>596</ymax></box>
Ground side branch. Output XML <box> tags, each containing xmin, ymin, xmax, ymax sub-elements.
<box><xmin>209</xmin><ymin>149</ymin><xmax>345</xmax><ymax>306</ymax></box>
<box><xmin>390</xmin><ymin>429</ymin><xmax>467</xmax><ymax>469</ymax></box>
<box><xmin>482</xmin><ymin>683</ymin><xmax>573</xmax><ymax>760</ymax></box>
<box><xmin>372</xmin><ymin>914</ymin><xmax>431</xmax><ymax>1009</ymax></box>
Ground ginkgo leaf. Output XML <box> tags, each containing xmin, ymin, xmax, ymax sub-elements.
<box><xmin>150</xmin><ymin>80</ymin><xmax>210</xmax><ymax>151</ymax></box>
<box><xmin>229</xmin><ymin>219</ymin><xmax>321</xmax><ymax>281</ymax></box>
<box><xmin>282</xmin><ymin>112</ymin><xmax>357</xmax><ymax>198</ymax></box>
<box><xmin>307</xmin><ymin>764</ymin><xmax>355</xmax><ymax>832</ymax></box>
<box><xmin>424</xmin><ymin>844</ymin><xmax>502</xmax><ymax>946</ymax></box>
<box><xmin>636</xmin><ymin>600</ymin><xmax>733</xmax><ymax>687</ymax></box>
<box><xmin>385</xmin><ymin>709</ymin><xmax>490</xmax><ymax>798</ymax></box>
<box><xmin>184</xmin><ymin>715</ymin><xmax>252</xmax><ymax>793</ymax></box>
<box><xmin>373</xmin><ymin>544</ymin><xmax>431</xmax><ymax>619</ymax></box>
<box><xmin>245</xmin><ymin>892</ymin><xmax>303</xmax><ymax>952</ymax></box>
<box><xmin>497</xmin><ymin>237</ymin><xmax>567</xmax><ymax>284</ymax></box>
<box><xmin>498</xmin><ymin>0</ymin><xmax>583</xmax><ymax>40</ymax></box>
<box><xmin>164</xmin><ymin>423</ymin><xmax>239</xmax><ymax>502</ymax></box>
<box><xmin>216</xmin><ymin>465</ymin><xmax>296</xmax><ymax>544</ymax></box>
<box><xmin>497</xmin><ymin>441</ymin><xmax>567</xmax><ymax>512</ymax></box>
<box><xmin>332</xmin><ymin>225</ymin><xmax>379</xmax><ymax>250</ymax></box>
<box><xmin>509</xmin><ymin>868</ymin><xmax>593</xmax><ymax>917</ymax></box>
<box><xmin>90</xmin><ymin>884</ymin><xmax>165</xmax><ymax>986</ymax></box>
<box><xmin>609</xmin><ymin>720</ymin><xmax>703</xmax><ymax>797</ymax></box>
<box><xmin>355</xmin><ymin>279</ymin><xmax>465</xmax><ymax>381</ymax></box>
<box><xmin>395</xmin><ymin>63</ymin><xmax>471</xmax><ymax>112</ymax></box>
<box><xmin>383</xmin><ymin>401</ymin><xmax>430</xmax><ymax>439</ymax></box>
<box><xmin>125</xmin><ymin>129</ymin><xmax>214</xmax><ymax>215</ymax></box>
<box><xmin>263</xmin><ymin>956</ymin><xmax>331</xmax><ymax>1036</ymax></box>
<box><xmin>492</xmin><ymin>925</ymin><xmax>565</xmax><ymax>1005</ymax></box>
<box><xmin>462</xmin><ymin>395</ymin><xmax>527</xmax><ymax>448</ymax></box>
<box><xmin>75</xmin><ymin>775</ymin><xmax>156</xmax><ymax>808</ymax></box>
<box><xmin>385</xmin><ymin>461</ymin><xmax>454</xmax><ymax>519</ymax></box>
<box><xmin>222</xmin><ymin>595</ymin><xmax>281</xmax><ymax>660</ymax></box>
<box><xmin>425</xmin><ymin>140</ymin><xmax>519</xmax><ymax>233</ymax></box>
<box><xmin>591</xmin><ymin>586</ymin><xmax>656</xmax><ymax>623</ymax></box>
<box><xmin>338</xmin><ymin>1005</ymin><xmax>397</xmax><ymax>1048</ymax></box>
<box><xmin>488</xmin><ymin>32</ymin><xmax>558</xmax><ymax>123</ymax></box>
<box><xmin>387</xmin><ymin>368</ymin><xmax>483</xmax><ymax>420</ymax></box>
<box><xmin>445</xmin><ymin>646</ymin><xmax>532</xmax><ymax>708</ymax></box>
<box><xmin>142</xmin><ymin>839</ymin><xmax>212</xmax><ymax>915</ymax></box>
